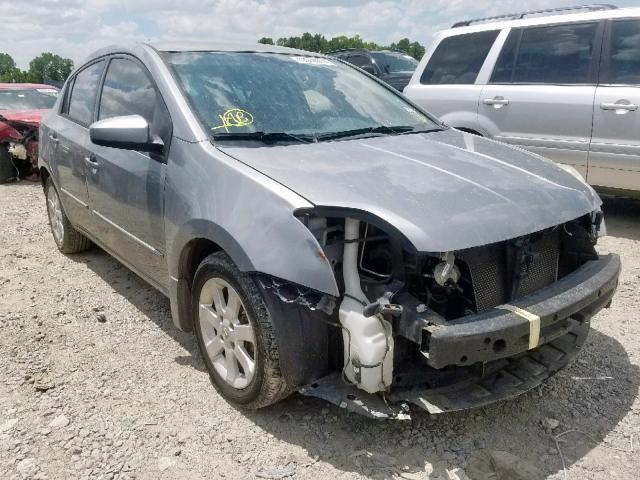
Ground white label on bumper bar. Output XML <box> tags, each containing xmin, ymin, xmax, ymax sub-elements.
<box><xmin>499</xmin><ymin>305</ymin><xmax>540</xmax><ymax>350</ymax></box>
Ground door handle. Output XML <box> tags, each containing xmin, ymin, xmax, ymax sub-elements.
<box><xmin>48</xmin><ymin>132</ymin><xmax>58</xmax><ymax>143</ymax></box>
<box><xmin>483</xmin><ymin>97</ymin><xmax>509</xmax><ymax>108</ymax></box>
<box><xmin>600</xmin><ymin>102</ymin><xmax>638</xmax><ymax>112</ymax></box>
<box><xmin>84</xmin><ymin>154</ymin><xmax>99</xmax><ymax>172</ymax></box>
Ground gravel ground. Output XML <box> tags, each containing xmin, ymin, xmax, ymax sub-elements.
<box><xmin>0</xmin><ymin>182</ymin><xmax>638</xmax><ymax>480</ymax></box>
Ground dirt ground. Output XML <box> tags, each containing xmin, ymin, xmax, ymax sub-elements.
<box><xmin>0</xmin><ymin>182</ymin><xmax>638</xmax><ymax>480</ymax></box>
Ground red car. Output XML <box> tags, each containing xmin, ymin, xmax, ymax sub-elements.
<box><xmin>0</xmin><ymin>83</ymin><xmax>59</xmax><ymax>183</ymax></box>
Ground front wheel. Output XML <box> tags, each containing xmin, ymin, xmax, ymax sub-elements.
<box><xmin>192</xmin><ymin>252</ymin><xmax>290</xmax><ymax>409</ymax></box>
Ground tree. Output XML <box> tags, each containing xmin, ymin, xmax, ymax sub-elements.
<box><xmin>28</xmin><ymin>53</ymin><xmax>73</xmax><ymax>84</ymax></box>
<box><xmin>0</xmin><ymin>53</ymin><xmax>16</xmax><ymax>77</ymax></box>
<box><xmin>259</xmin><ymin>33</ymin><xmax>426</xmax><ymax>60</ymax></box>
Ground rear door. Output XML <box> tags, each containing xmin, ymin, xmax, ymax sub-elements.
<box><xmin>588</xmin><ymin>17</ymin><xmax>640</xmax><ymax>191</ymax></box>
<box><xmin>53</xmin><ymin>60</ymin><xmax>105</xmax><ymax>229</ymax></box>
<box><xmin>479</xmin><ymin>21</ymin><xmax>603</xmax><ymax>177</ymax></box>
<box><xmin>85</xmin><ymin>55</ymin><xmax>172</xmax><ymax>288</ymax></box>
<box><xmin>403</xmin><ymin>30</ymin><xmax>500</xmax><ymax>127</ymax></box>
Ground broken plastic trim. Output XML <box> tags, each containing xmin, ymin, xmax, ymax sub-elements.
<box><xmin>257</xmin><ymin>275</ymin><xmax>337</xmax><ymax>315</ymax></box>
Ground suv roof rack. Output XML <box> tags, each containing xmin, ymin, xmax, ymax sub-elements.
<box><xmin>451</xmin><ymin>4</ymin><xmax>617</xmax><ymax>28</ymax></box>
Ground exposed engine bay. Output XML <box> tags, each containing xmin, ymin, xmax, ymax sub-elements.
<box><xmin>283</xmin><ymin>210</ymin><xmax>618</xmax><ymax>419</ymax></box>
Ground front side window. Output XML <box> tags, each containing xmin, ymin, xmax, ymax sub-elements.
<box><xmin>0</xmin><ymin>88</ymin><xmax>58</xmax><ymax>110</ymax></box>
<box><xmin>508</xmin><ymin>22</ymin><xmax>598</xmax><ymax>84</ymax></box>
<box><xmin>98</xmin><ymin>57</ymin><xmax>171</xmax><ymax>147</ymax></box>
<box><xmin>608</xmin><ymin>19</ymin><xmax>640</xmax><ymax>85</ymax></box>
<box><xmin>165</xmin><ymin>52</ymin><xmax>439</xmax><ymax>140</ymax></box>
<box><xmin>420</xmin><ymin>30</ymin><xmax>499</xmax><ymax>85</ymax></box>
<box><xmin>370</xmin><ymin>51</ymin><xmax>418</xmax><ymax>73</ymax></box>
<box><xmin>347</xmin><ymin>54</ymin><xmax>374</xmax><ymax>69</ymax></box>
<box><xmin>67</xmin><ymin>61</ymin><xmax>105</xmax><ymax>125</ymax></box>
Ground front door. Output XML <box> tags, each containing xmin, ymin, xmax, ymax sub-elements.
<box><xmin>85</xmin><ymin>56</ymin><xmax>172</xmax><ymax>288</ymax></box>
<box><xmin>478</xmin><ymin>21</ymin><xmax>602</xmax><ymax>178</ymax></box>
<box><xmin>588</xmin><ymin>18</ymin><xmax>640</xmax><ymax>191</ymax></box>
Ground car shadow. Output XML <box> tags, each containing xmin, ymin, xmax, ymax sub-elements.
<box><xmin>67</xmin><ymin>247</ymin><xmax>207</xmax><ymax>373</ymax></box>
<box><xmin>68</xmin><ymin>246</ymin><xmax>638</xmax><ymax>479</ymax></box>
<box><xmin>601</xmin><ymin>196</ymin><xmax>640</xmax><ymax>242</ymax></box>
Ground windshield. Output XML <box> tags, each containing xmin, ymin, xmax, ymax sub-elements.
<box><xmin>165</xmin><ymin>52</ymin><xmax>438</xmax><ymax>141</ymax></box>
<box><xmin>369</xmin><ymin>52</ymin><xmax>418</xmax><ymax>73</ymax></box>
<box><xmin>0</xmin><ymin>88</ymin><xmax>58</xmax><ymax>110</ymax></box>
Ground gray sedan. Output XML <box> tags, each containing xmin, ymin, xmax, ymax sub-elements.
<box><xmin>38</xmin><ymin>42</ymin><xmax>619</xmax><ymax>419</ymax></box>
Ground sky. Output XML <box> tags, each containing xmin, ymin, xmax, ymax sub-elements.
<box><xmin>1</xmin><ymin>0</ymin><xmax>638</xmax><ymax>69</ymax></box>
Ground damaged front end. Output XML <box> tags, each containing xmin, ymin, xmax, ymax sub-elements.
<box><xmin>0</xmin><ymin>114</ymin><xmax>40</xmax><ymax>182</ymax></box>
<box><xmin>267</xmin><ymin>210</ymin><xmax>620</xmax><ymax>419</ymax></box>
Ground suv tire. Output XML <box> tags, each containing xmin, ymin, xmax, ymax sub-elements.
<box><xmin>192</xmin><ymin>252</ymin><xmax>291</xmax><ymax>409</ymax></box>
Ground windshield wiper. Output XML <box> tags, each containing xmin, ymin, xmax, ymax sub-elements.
<box><xmin>315</xmin><ymin>125</ymin><xmax>421</xmax><ymax>141</ymax></box>
<box><xmin>212</xmin><ymin>131</ymin><xmax>315</xmax><ymax>144</ymax></box>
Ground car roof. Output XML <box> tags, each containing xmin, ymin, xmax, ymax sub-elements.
<box><xmin>151</xmin><ymin>41</ymin><xmax>324</xmax><ymax>57</ymax></box>
<box><xmin>0</xmin><ymin>83</ymin><xmax>58</xmax><ymax>91</ymax></box>
<box><xmin>439</xmin><ymin>6</ymin><xmax>640</xmax><ymax>36</ymax></box>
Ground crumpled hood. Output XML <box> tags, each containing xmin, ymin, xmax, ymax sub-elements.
<box><xmin>218</xmin><ymin>129</ymin><xmax>601</xmax><ymax>252</ymax></box>
<box><xmin>0</xmin><ymin>109</ymin><xmax>47</xmax><ymax>126</ymax></box>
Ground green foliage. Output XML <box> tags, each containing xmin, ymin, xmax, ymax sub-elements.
<box><xmin>0</xmin><ymin>51</ymin><xmax>74</xmax><ymax>84</ymax></box>
<box><xmin>28</xmin><ymin>53</ymin><xmax>74</xmax><ymax>84</ymax></box>
<box><xmin>261</xmin><ymin>32</ymin><xmax>425</xmax><ymax>60</ymax></box>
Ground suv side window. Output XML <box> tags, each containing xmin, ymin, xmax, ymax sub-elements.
<box><xmin>420</xmin><ymin>30</ymin><xmax>499</xmax><ymax>85</ymax></box>
<box><xmin>607</xmin><ymin>19</ymin><xmax>640</xmax><ymax>85</ymax></box>
<box><xmin>98</xmin><ymin>57</ymin><xmax>172</xmax><ymax>147</ymax></box>
<box><xmin>493</xmin><ymin>22</ymin><xmax>599</xmax><ymax>84</ymax></box>
<box><xmin>67</xmin><ymin>61</ymin><xmax>105</xmax><ymax>125</ymax></box>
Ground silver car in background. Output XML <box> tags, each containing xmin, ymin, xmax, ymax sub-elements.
<box><xmin>404</xmin><ymin>5</ymin><xmax>640</xmax><ymax>195</ymax></box>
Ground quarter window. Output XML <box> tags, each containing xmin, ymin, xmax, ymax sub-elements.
<box><xmin>67</xmin><ymin>61</ymin><xmax>105</xmax><ymax>125</ymax></box>
<box><xmin>608</xmin><ymin>19</ymin><xmax>640</xmax><ymax>85</ymax></box>
<box><xmin>420</xmin><ymin>31</ymin><xmax>499</xmax><ymax>85</ymax></box>
<box><xmin>495</xmin><ymin>22</ymin><xmax>599</xmax><ymax>84</ymax></box>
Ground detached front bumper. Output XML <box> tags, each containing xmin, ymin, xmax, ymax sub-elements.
<box><xmin>424</xmin><ymin>254</ymin><xmax>620</xmax><ymax>369</ymax></box>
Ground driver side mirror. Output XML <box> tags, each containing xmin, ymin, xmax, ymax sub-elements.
<box><xmin>89</xmin><ymin>115</ymin><xmax>163</xmax><ymax>154</ymax></box>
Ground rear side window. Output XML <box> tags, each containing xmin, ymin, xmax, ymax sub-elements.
<box><xmin>420</xmin><ymin>30</ymin><xmax>499</xmax><ymax>85</ymax></box>
<box><xmin>607</xmin><ymin>19</ymin><xmax>640</xmax><ymax>85</ymax></box>
<box><xmin>493</xmin><ymin>22</ymin><xmax>598</xmax><ymax>84</ymax></box>
<box><xmin>98</xmin><ymin>57</ymin><xmax>172</xmax><ymax>147</ymax></box>
<box><xmin>67</xmin><ymin>61</ymin><xmax>105</xmax><ymax>125</ymax></box>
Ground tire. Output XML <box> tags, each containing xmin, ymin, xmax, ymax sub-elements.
<box><xmin>192</xmin><ymin>252</ymin><xmax>291</xmax><ymax>409</ymax></box>
<box><xmin>44</xmin><ymin>177</ymin><xmax>92</xmax><ymax>254</ymax></box>
<box><xmin>0</xmin><ymin>145</ymin><xmax>17</xmax><ymax>184</ymax></box>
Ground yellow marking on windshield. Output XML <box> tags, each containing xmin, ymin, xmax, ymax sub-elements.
<box><xmin>211</xmin><ymin>109</ymin><xmax>254</xmax><ymax>133</ymax></box>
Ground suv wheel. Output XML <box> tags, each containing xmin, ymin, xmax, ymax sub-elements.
<box><xmin>193</xmin><ymin>252</ymin><xmax>290</xmax><ymax>409</ymax></box>
<box><xmin>45</xmin><ymin>178</ymin><xmax>92</xmax><ymax>253</ymax></box>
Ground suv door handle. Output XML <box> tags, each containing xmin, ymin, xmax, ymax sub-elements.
<box><xmin>483</xmin><ymin>97</ymin><xmax>509</xmax><ymax>108</ymax></box>
<box><xmin>601</xmin><ymin>102</ymin><xmax>638</xmax><ymax>112</ymax></box>
<box><xmin>48</xmin><ymin>132</ymin><xmax>58</xmax><ymax>143</ymax></box>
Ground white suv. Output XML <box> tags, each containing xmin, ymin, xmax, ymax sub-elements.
<box><xmin>404</xmin><ymin>5</ymin><xmax>640</xmax><ymax>194</ymax></box>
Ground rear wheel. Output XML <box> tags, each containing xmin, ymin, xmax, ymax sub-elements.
<box><xmin>44</xmin><ymin>178</ymin><xmax>92</xmax><ymax>253</ymax></box>
<box><xmin>0</xmin><ymin>146</ymin><xmax>17</xmax><ymax>184</ymax></box>
<box><xmin>193</xmin><ymin>252</ymin><xmax>290</xmax><ymax>409</ymax></box>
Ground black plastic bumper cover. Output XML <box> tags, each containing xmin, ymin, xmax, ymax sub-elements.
<box><xmin>424</xmin><ymin>254</ymin><xmax>620</xmax><ymax>369</ymax></box>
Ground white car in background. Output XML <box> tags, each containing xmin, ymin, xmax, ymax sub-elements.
<box><xmin>404</xmin><ymin>5</ymin><xmax>640</xmax><ymax>195</ymax></box>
